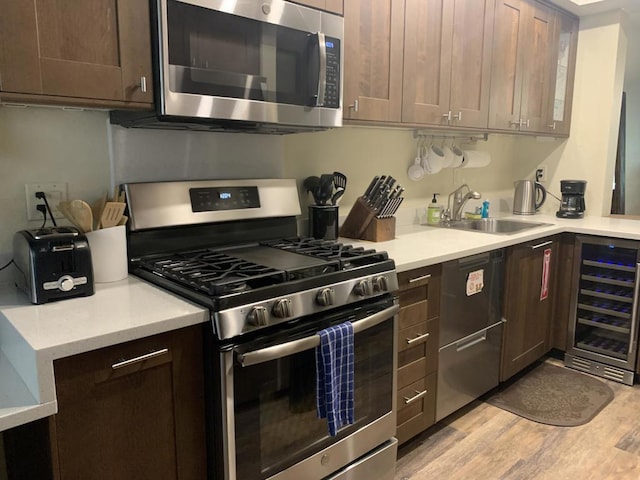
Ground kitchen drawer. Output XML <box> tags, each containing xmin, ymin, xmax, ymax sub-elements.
<box><xmin>398</xmin><ymin>265</ymin><xmax>440</xmax><ymax>291</ymax></box>
<box><xmin>396</xmin><ymin>373</ymin><xmax>436</xmax><ymax>445</ymax></box>
<box><xmin>398</xmin><ymin>320</ymin><xmax>430</xmax><ymax>353</ymax></box>
<box><xmin>398</xmin><ymin>318</ymin><xmax>439</xmax><ymax>375</ymax></box>
<box><xmin>398</xmin><ymin>357</ymin><xmax>427</xmax><ymax>388</ymax></box>
<box><xmin>398</xmin><ymin>296</ymin><xmax>428</xmax><ymax>329</ymax></box>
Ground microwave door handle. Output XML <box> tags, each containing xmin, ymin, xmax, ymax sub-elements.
<box><xmin>313</xmin><ymin>32</ymin><xmax>327</xmax><ymax>106</ymax></box>
<box><xmin>236</xmin><ymin>303</ymin><xmax>399</xmax><ymax>367</ymax></box>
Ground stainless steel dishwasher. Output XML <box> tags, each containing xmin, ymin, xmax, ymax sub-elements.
<box><xmin>436</xmin><ymin>249</ymin><xmax>505</xmax><ymax>422</ymax></box>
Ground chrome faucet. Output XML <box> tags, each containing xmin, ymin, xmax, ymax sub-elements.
<box><xmin>444</xmin><ymin>184</ymin><xmax>482</xmax><ymax>222</ymax></box>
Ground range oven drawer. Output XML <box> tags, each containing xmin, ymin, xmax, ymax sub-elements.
<box><xmin>326</xmin><ymin>438</ymin><xmax>398</xmax><ymax>480</ymax></box>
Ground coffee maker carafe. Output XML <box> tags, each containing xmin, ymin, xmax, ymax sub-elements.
<box><xmin>556</xmin><ymin>180</ymin><xmax>586</xmax><ymax>218</ymax></box>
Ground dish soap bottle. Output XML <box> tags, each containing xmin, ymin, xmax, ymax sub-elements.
<box><xmin>427</xmin><ymin>193</ymin><xmax>442</xmax><ymax>225</ymax></box>
<box><xmin>481</xmin><ymin>200</ymin><xmax>490</xmax><ymax>219</ymax></box>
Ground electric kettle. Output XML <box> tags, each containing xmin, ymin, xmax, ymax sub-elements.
<box><xmin>513</xmin><ymin>180</ymin><xmax>547</xmax><ymax>215</ymax></box>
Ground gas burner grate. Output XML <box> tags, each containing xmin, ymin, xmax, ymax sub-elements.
<box><xmin>140</xmin><ymin>249</ymin><xmax>286</xmax><ymax>295</ymax></box>
<box><xmin>261</xmin><ymin>237</ymin><xmax>389</xmax><ymax>269</ymax></box>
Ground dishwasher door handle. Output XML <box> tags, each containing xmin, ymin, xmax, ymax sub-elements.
<box><xmin>440</xmin><ymin>320</ymin><xmax>505</xmax><ymax>352</ymax></box>
<box><xmin>456</xmin><ymin>332</ymin><xmax>487</xmax><ymax>352</ymax></box>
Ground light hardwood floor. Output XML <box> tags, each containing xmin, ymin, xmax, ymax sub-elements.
<box><xmin>395</xmin><ymin>359</ymin><xmax>640</xmax><ymax>480</ymax></box>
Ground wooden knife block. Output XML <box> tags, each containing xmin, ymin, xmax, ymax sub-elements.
<box><xmin>339</xmin><ymin>197</ymin><xmax>396</xmax><ymax>242</ymax></box>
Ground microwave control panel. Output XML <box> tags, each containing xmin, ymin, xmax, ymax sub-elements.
<box><xmin>324</xmin><ymin>37</ymin><xmax>341</xmax><ymax>109</ymax></box>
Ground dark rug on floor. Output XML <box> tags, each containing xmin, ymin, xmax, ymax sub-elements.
<box><xmin>485</xmin><ymin>362</ymin><xmax>614</xmax><ymax>427</ymax></box>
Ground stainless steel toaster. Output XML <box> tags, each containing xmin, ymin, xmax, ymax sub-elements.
<box><xmin>13</xmin><ymin>227</ymin><xmax>94</xmax><ymax>304</ymax></box>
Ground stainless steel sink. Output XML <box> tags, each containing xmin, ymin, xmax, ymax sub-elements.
<box><xmin>426</xmin><ymin>218</ymin><xmax>552</xmax><ymax>235</ymax></box>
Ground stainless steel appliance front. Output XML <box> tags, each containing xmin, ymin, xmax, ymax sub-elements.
<box><xmin>565</xmin><ymin>235</ymin><xmax>640</xmax><ymax>384</ymax></box>
<box><xmin>154</xmin><ymin>0</ymin><xmax>343</xmax><ymax>130</ymax></box>
<box><xmin>436</xmin><ymin>250</ymin><xmax>504</xmax><ymax>421</ymax></box>
<box><xmin>214</xmin><ymin>301</ymin><xmax>398</xmax><ymax>480</ymax></box>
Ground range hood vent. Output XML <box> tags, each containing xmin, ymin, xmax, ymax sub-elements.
<box><xmin>109</xmin><ymin>110</ymin><xmax>331</xmax><ymax>135</ymax></box>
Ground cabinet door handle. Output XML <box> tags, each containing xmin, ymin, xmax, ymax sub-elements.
<box><xmin>349</xmin><ymin>99</ymin><xmax>359</xmax><ymax>112</ymax></box>
<box><xmin>406</xmin><ymin>332</ymin><xmax>430</xmax><ymax>345</ymax></box>
<box><xmin>111</xmin><ymin>348</ymin><xmax>169</xmax><ymax>370</ymax></box>
<box><xmin>442</xmin><ymin>111</ymin><xmax>452</xmax><ymax>121</ymax></box>
<box><xmin>548</xmin><ymin>122</ymin><xmax>556</xmax><ymax>130</ymax></box>
<box><xmin>451</xmin><ymin>111</ymin><xmax>462</xmax><ymax>121</ymax></box>
<box><xmin>510</xmin><ymin>118</ymin><xmax>530</xmax><ymax>129</ymax></box>
<box><xmin>404</xmin><ymin>389</ymin><xmax>427</xmax><ymax>405</ymax></box>
<box><xmin>139</xmin><ymin>76</ymin><xmax>147</xmax><ymax>93</ymax></box>
<box><xmin>408</xmin><ymin>273</ymin><xmax>431</xmax><ymax>283</ymax></box>
<box><xmin>531</xmin><ymin>240</ymin><xmax>553</xmax><ymax>250</ymax></box>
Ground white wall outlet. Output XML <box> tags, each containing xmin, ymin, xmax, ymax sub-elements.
<box><xmin>25</xmin><ymin>182</ymin><xmax>68</xmax><ymax>221</ymax></box>
<box><xmin>536</xmin><ymin>165</ymin><xmax>547</xmax><ymax>183</ymax></box>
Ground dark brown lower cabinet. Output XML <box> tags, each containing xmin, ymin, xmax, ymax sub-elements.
<box><xmin>396</xmin><ymin>265</ymin><xmax>441</xmax><ymax>445</ymax></box>
<box><xmin>4</xmin><ymin>325</ymin><xmax>207</xmax><ymax>479</ymax></box>
<box><xmin>501</xmin><ymin>236</ymin><xmax>559</xmax><ymax>382</ymax></box>
<box><xmin>550</xmin><ymin>233</ymin><xmax>576</xmax><ymax>351</ymax></box>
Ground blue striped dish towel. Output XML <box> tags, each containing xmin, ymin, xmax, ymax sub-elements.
<box><xmin>316</xmin><ymin>321</ymin><xmax>355</xmax><ymax>436</ymax></box>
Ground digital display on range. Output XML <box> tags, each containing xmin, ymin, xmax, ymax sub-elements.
<box><xmin>189</xmin><ymin>186</ymin><xmax>260</xmax><ymax>212</ymax></box>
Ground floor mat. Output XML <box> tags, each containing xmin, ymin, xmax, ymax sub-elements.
<box><xmin>484</xmin><ymin>362</ymin><xmax>614</xmax><ymax>426</ymax></box>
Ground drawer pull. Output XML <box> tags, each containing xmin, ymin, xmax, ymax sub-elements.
<box><xmin>530</xmin><ymin>240</ymin><xmax>553</xmax><ymax>250</ymax></box>
<box><xmin>406</xmin><ymin>332</ymin><xmax>430</xmax><ymax>345</ymax></box>
<box><xmin>404</xmin><ymin>389</ymin><xmax>428</xmax><ymax>405</ymax></box>
<box><xmin>111</xmin><ymin>348</ymin><xmax>169</xmax><ymax>370</ymax></box>
<box><xmin>408</xmin><ymin>273</ymin><xmax>431</xmax><ymax>283</ymax></box>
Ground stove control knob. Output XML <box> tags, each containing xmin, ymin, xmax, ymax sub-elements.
<box><xmin>354</xmin><ymin>279</ymin><xmax>373</xmax><ymax>297</ymax></box>
<box><xmin>272</xmin><ymin>298</ymin><xmax>294</xmax><ymax>318</ymax></box>
<box><xmin>316</xmin><ymin>288</ymin><xmax>336</xmax><ymax>307</ymax></box>
<box><xmin>373</xmin><ymin>275</ymin><xmax>389</xmax><ymax>292</ymax></box>
<box><xmin>247</xmin><ymin>306</ymin><xmax>268</xmax><ymax>326</ymax></box>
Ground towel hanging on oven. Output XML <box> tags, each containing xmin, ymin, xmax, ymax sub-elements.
<box><xmin>315</xmin><ymin>322</ymin><xmax>355</xmax><ymax>436</ymax></box>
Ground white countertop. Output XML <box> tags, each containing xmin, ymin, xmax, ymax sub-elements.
<box><xmin>1</xmin><ymin>213</ymin><xmax>638</xmax><ymax>432</ymax></box>
<box><xmin>342</xmin><ymin>214</ymin><xmax>640</xmax><ymax>272</ymax></box>
<box><xmin>0</xmin><ymin>276</ymin><xmax>207</xmax><ymax>432</ymax></box>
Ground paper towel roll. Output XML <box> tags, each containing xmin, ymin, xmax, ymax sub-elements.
<box><xmin>461</xmin><ymin>150</ymin><xmax>491</xmax><ymax>168</ymax></box>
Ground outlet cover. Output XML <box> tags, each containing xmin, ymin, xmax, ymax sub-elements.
<box><xmin>25</xmin><ymin>182</ymin><xmax>68</xmax><ymax>221</ymax></box>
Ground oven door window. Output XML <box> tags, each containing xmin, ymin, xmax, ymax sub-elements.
<box><xmin>166</xmin><ymin>0</ymin><xmax>337</xmax><ymax>107</ymax></box>
<box><xmin>232</xmin><ymin>318</ymin><xmax>393</xmax><ymax>480</ymax></box>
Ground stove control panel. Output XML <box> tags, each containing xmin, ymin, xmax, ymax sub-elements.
<box><xmin>215</xmin><ymin>270</ymin><xmax>399</xmax><ymax>339</ymax></box>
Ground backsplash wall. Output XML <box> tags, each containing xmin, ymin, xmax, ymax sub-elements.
<box><xmin>0</xmin><ymin>105</ymin><xmax>569</xmax><ymax>285</ymax></box>
<box><xmin>283</xmin><ymin>126</ymin><xmax>568</xmax><ymax>223</ymax></box>
<box><xmin>0</xmin><ymin>106</ymin><xmax>284</xmax><ymax>284</ymax></box>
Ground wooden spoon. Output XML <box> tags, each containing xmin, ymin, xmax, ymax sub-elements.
<box><xmin>99</xmin><ymin>202</ymin><xmax>126</xmax><ymax>228</ymax></box>
<box><xmin>91</xmin><ymin>192</ymin><xmax>108</xmax><ymax>229</ymax></box>
<box><xmin>68</xmin><ymin>199</ymin><xmax>93</xmax><ymax>233</ymax></box>
<box><xmin>58</xmin><ymin>201</ymin><xmax>83</xmax><ymax>231</ymax></box>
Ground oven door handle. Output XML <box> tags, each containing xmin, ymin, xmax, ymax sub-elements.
<box><xmin>236</xmin><ymin>304</ymin><xmax>399</xmax><ymax>367</ymax></box>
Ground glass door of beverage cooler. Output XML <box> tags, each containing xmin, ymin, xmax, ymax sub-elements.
<box><xmin>566</xmin><ymin>236</ymin><xmax>640</xmax><ymax>384</ymax></box>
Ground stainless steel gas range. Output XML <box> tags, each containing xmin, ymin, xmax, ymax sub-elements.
<box><xmin>124</xmin><ymin>179</ymin><xmax>399</xmax><ymax>480</ymax></box>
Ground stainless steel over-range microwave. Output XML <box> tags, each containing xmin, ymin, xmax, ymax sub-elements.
<box><xmin>113</xmin><ymin>0</ymin><xmax>344</xmax><ymax>132</ymax></box>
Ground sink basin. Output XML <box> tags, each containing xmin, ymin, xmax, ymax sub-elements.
<box><xmin>427</xmin><ymin>218</ymin><xmax>552</xmax><ymax>235</ymax></box>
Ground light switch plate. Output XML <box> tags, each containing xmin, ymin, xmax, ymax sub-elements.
<box><xmin>25</xmin><ymin>182</ymin><xmax>68</xmax><ymax>221</ymax></box>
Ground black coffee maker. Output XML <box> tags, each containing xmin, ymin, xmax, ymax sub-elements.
<box><xmin>556</xmin><ymin>180</ymin><xmax>586</xmax><ymax>218</ymax></box>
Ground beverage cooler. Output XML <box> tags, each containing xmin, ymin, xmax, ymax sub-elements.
<box><xmin>565</xmin><ymin>236</ymin><xmax>640</xmax><ymax>385</ymax></box>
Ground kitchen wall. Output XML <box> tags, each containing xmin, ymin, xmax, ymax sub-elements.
<box><xmin>543</xmin><ymin>10</ymin><xmax>628</xmax><ymax>217</ymax></box>
<box><xmin>283</xmin><ymin>126</ymin><xmax>566</xmax><ymax>223</ymax></box>
<box><xmin>0</xmin><ymin>107</ymin><xmax>283</xmax><ymax>284</ymax></box>
<box><xmin>623</xmin><ymin>12</ymin><xmax>640</xmax><ymax>214</ymax></box>
<box><xmin>0</xmin><ymin>107</ymin><xmax>111</xmax><ymax>283</ymax></box>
